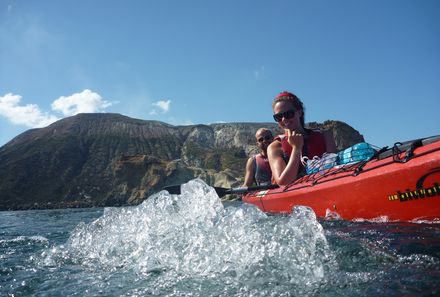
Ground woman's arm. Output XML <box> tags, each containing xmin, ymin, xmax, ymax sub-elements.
<box><xmin>268</xmin><ymin>130</ymin><xmax>303</xmax><ymax>186</ymax></box>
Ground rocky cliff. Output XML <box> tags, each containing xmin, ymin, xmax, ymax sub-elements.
<box><xmin>0</xmin><ymin>113</ymin><xmax>365</xmax><ymax>210</ymax></box>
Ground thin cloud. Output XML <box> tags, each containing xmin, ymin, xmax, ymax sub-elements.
<box><xmin>151</xmin><ymin>99</ymin><xmax>171</xmax><ymax>114</ymax></box>
<box><xmin>182</xmin><ymin>120</ymin><xmax>194</xmax><ymax>125</ymax></box>
<box><xmin>51</xmin><ymin>89</ymin><xmax>112</xmax><ymax>116</ymax></box>
<box><xmin>254</xmin><ymin>66</ymin><xmax>265</xmax><ymax>78</ymax></box>
<box><xmin>0</xmin><ymin>93</ymin><xmax>59</xmax><ymax>128</ymax></box>
<box><xmin>167</xmin><ymin>117</ymin><xmax>194</xmax><ymax>126</ymax></box>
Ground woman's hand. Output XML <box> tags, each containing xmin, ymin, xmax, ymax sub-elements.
<box><xmin>285</xmin><ymin>129</ymin><xmax>304</xmax><ymax>150</ymax></box>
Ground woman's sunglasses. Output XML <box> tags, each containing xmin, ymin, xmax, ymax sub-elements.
<box><xmin>257</xmin><ymin>134</ymin><xmax>273</xmax><ymax>143</ymax></box>
<box><xmin>273</xmin><ymin>109</ymin><xmax>296</xmax><ymax>122</ymax></box>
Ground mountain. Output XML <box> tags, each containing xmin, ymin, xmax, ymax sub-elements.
<box><xmin>0</xmin><ymin>113</ymin><xmax>364</xmax><ymax>210</ymax></box>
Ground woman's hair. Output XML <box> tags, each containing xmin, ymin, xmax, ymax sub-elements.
<box><xmin>272</xmin><ymin>91</ymin><xmax>305</xmax><ymax>127</ymax></box>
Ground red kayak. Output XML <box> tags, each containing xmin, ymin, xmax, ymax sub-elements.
<box><xmin>242</xmin><ymin>136</ymin><xmax>440</xmax><ymax>222</ymax></box>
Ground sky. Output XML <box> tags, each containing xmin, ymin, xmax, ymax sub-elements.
<box><xmin>0</xmin><ymin>0</ymin><xmax>439</xmax><ymax>148</ymax></box>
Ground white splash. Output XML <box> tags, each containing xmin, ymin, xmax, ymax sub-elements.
<box><xmin>0</xmin><ymin>235</ymin><xmax>48</xmax><ymax>244</ymax></box>
<box><xmin>40</xmin><ymin>179</ymin><xmax>337</xmax><ymax>294</ymax></box>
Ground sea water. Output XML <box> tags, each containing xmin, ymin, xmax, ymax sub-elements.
<box><xmin>1</xmin><ymin>179</ymin><xmax>439</xmax><ymax>296</ymax></box>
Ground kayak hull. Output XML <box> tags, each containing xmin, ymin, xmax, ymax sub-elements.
<box><xmin>242</xmin><ymin>137</ymin><xmax>440</xmax><ymax>221</ymax></box>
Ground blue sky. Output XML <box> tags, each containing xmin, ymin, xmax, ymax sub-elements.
<box><xmin>1</xmin><ymin>0</ymin><xmax>439</xmax><ymax>148</ymax></box>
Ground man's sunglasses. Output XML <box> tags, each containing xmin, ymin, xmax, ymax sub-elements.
<box><xmin>273</xmin><ymin>109</ymin><xmax>296</xmax><ymax>122</ymax></box>
<box><xmin>257</xmin><ymin>134</ymin><xmax>273</xmax><ymax>143</ymax></box>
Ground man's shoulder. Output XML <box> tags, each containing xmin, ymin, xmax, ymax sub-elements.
<box><xmin>247</xmin><ymin>156</ymin><xmax>256</xmax><ymax>165</ymax></box>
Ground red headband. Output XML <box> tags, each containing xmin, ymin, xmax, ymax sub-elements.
<box><xmin>276</xmin><ymin>91</ymin><xmax>295</xmax><ymax>99</ymax></box>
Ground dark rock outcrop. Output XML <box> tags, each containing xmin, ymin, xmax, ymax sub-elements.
<box><xmin>0</xmin><ymin>113</ymin><xmax>364</xmax><ymax>210</ymax></box>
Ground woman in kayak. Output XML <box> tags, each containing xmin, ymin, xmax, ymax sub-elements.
<box><xmin>268</xmin><ymin>91</ymin><xmax>337</xmax><ymax>186</ymax></box>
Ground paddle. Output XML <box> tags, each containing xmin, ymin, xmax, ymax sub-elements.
<box><xmin>163</xmin><ymin>183</ymin><xmax>279</xmax><ymax>198</ymax></box>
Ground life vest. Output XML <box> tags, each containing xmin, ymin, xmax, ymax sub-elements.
<box><xmin>252</xmin><ymin>153</ymin><xmax>272</xmax><ymax>186</ymax></box>
<box><xmin>274</xmin><ymin>129</ymin><xmax>327</xmax><ymax>176</ymax></box>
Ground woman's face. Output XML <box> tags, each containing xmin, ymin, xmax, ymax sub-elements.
<box><xmin>273</xmin><ymin>101</ymin><xmax>302</xmax><ymax>131</ymax></box>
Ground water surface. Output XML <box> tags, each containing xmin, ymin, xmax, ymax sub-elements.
<box><xmin>1</xmin><ymin>180</ymin><xmax>439</xmax><ymax>296</ymax></box>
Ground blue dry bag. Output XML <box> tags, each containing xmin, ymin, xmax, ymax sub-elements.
<box><xmin>337</xmin><ymin>142</ymin><xmax>376</xmax><ymax>164</ymax></box>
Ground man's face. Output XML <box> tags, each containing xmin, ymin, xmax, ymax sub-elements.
<box><xmin>256</xmin><ymin>130</ymin><xmax>273</xmax><ymax>151</ymax></box>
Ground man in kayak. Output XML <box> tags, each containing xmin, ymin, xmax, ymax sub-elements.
<box><xmin>268</xmin><ymin>91</ymin><xmax>337</xmax><ymax>186</ymax></box>
<box><xmin>243</xmin><ymin>128</ymin><xmax>274</xmax><ymax>186</ymax></box>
